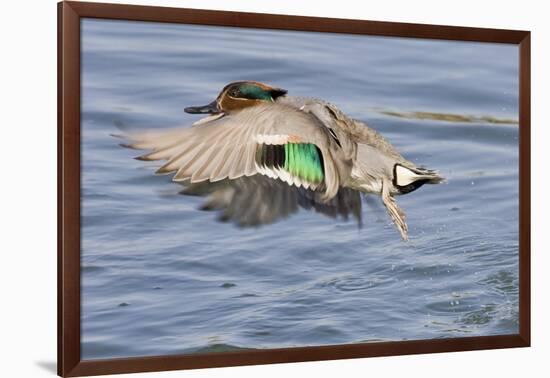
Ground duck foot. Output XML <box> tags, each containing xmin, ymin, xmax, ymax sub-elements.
<box><xmin>382</xmin><ymin>179</ymin><xmax>409</xmax><ymax>241</ymax></box>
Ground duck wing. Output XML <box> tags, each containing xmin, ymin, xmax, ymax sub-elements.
<box><xmin>181</xmin><ymin>175</ymin><xmax>362</xmax><ymax>227</ymax></box>
<box><xmin>121</xmin><ymin>103</ymin><xmax>350</xmax><ymax>200</ymax></box>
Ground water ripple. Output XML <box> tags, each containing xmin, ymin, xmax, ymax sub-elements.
<box><xmin>80</xmin><ymin>18</ymin><xmax>520</xmax><ymax>359</ymax></box>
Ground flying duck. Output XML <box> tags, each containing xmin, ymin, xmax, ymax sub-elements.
<box><xmin>121</xmin><ymin>81</ymin><xmax>443</xmax><ymax>240</ymax></box>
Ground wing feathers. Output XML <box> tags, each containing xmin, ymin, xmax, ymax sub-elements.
<box><xmin>122</xmin><ymin>103</ymin><xmax>348</xmax><ymax>200</ymax></box>
<box><xmin>157</xmin><ymin>142</ymin><xmax>202</xmax><ymax>176</ymax></box>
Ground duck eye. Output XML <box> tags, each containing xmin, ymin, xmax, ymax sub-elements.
<box><xmin>228</xmin><ymin>88</ymin><xmax>240</xmax><ymax>97</ymax></box>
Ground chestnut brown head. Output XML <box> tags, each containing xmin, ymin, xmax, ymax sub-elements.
<box><xmin>184</xmin><ymin>81</ymin><xmax>287</xmax><ymax>115</ymax></box>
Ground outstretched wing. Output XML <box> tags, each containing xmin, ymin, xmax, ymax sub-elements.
<box><xmin>121</xmin><ymin>103</ymin><xmax>348</xmax><ymax>199</ymax></box>
<box><xmin>181</xmin><ymin>175</ymin><xmax>363</xmax><ymax>227</ymax></box>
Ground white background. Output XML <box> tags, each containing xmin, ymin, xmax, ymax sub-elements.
<box><xmin>1</xmin><ymin>0</ymin><xmax>547</xmax><ymax>377</ymax></box>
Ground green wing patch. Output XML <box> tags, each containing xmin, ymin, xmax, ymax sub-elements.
<box><xmin>256</xmin><ymin>142</ymin><xmax>324</xmax><ymax>184</ymax></box>
<box><xmin>284</xmin><ymin>143</ymin><xmax>324</xmax><ymax>183</ymax></box>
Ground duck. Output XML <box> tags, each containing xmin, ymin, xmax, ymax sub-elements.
<box><xmin>121</xmin><ymin>80</ymin><xmax>444</xmax><ymax>240</ymax></box>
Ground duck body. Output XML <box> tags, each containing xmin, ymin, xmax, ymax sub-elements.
<box><xmin>122</xmin><ymin>81</ymin><xmax>443</xmax><ymax>240</ymax></box>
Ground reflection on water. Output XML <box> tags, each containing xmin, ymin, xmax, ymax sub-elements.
<box><xmin>180</xmin><ymin>176</ymin><xmax>363</xmax><ymax>227</ymax></box>
<box><xmin>81</xmin><ymin>19</ymin><xmax>519</xmax><ymax>360</ymax></box>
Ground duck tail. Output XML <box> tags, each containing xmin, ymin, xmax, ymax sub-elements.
<box><xmin>394</xmin><ymin>164</ymin><xmax>445</xmax><ymax>187</ymax></box>
<box><xmin>411</xmin><ymin>166</ymin><xmax>445</xmax><ymax>185</ymax></box>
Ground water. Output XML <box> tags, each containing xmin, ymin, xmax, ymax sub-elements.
<box><xmin>80</xmin><ymin>19</ymin><xmax>519</xmax><ymax>360</ymax></box>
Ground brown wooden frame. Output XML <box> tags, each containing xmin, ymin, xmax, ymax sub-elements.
<box><xmin>58</xmin><ymin>1</ymin><xmax>531</xmax><ymax>376</ymax></box>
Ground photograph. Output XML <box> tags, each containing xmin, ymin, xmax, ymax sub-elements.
<box><xmin>80</xmin><ymin>17</ymin><xmax>519</xmax><ymax>360</ymax></box>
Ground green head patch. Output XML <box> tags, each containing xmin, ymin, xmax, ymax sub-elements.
<box><xmin>227</xmin><ymin>82</ymin><xmax>287</xmax><ymax>102</ymax></box>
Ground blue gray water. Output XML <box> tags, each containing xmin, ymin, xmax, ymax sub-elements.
<box><xmin>80</xmin><ymin>19</ymin><xmax>519</xmax><ymax>360</ymax></box>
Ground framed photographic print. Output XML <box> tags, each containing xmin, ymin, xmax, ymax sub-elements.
<box><xmin>58</xmin><ymin>1</ymin><xmax>530</xmax><ymax>376</ymax></box>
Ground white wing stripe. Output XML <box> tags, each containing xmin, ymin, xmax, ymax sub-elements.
<box><xmin>255</xmin><ymin>134</ymin><xmax>289</xmax><ymax>145</ymax></box>
<box><xmin>254</xmin><ymin>163</ymin><xmax>319</xmax><ymax>191</ymax></box>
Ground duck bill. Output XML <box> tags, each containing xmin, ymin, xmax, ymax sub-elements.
<box><xmin>184</xmin><ymin>100</ymin><xmax>221</xmax><ymax>114</ymax></box>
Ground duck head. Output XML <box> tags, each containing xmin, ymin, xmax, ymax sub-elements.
<box><xmin>184</xmin><ymin>81</ymin><xmax>287</xmax><ymax>116</ymax></box>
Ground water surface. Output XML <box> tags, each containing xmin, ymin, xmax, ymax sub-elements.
<box><xmin>81</xmin><ymin>19</ymin><xmax>519</xmax><ymax>359</ymax></box>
